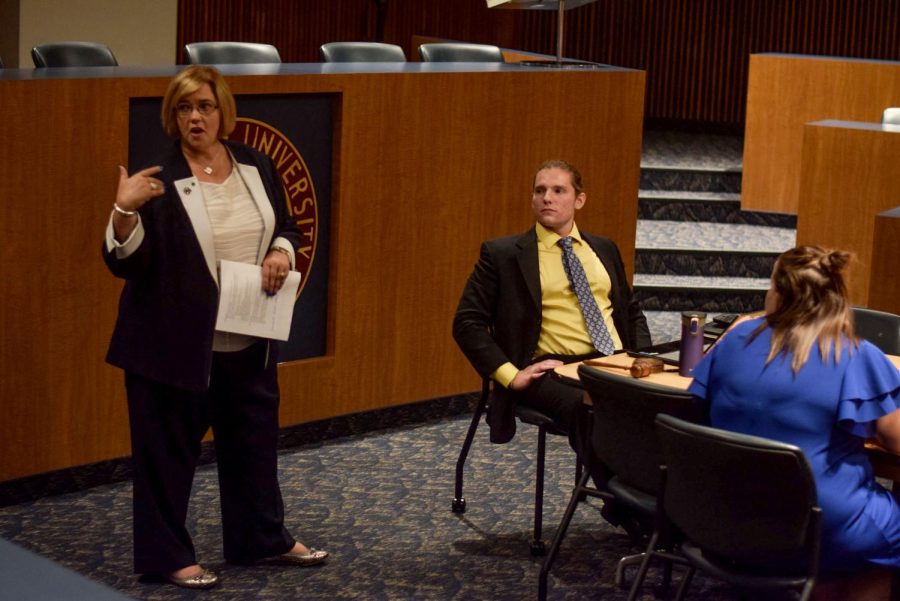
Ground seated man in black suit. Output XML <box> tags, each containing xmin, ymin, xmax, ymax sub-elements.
<box><xmin>452</xmin><ymin>159</ymin><xmax>651</xmax><ymax>511</ymax></box>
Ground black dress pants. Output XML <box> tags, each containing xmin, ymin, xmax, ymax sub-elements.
<box><xmin>517</xmin><ymin>369</ymin><xmax>606</xmax><ymax>486</ymax></box>
<box><xmin>125</xmin><ymin>340</ymin><xmax>294</xmax><ymax>574</ymax></box>
<box><xmin>516</xmin><ymin>352</ymin><xmax>611</xmax><ymax>487</ymax></box>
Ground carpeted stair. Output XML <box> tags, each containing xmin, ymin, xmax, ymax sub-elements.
<box><xmin>634</xmin><ymin>131</ymin><xmax>797</xmax><ymax>343</ymax></box>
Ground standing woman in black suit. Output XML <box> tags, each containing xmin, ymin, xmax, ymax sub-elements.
<box><xmin>102</xmin><ymin>65</ymin><xmax>327</xmax><ymax>589</ymax></box>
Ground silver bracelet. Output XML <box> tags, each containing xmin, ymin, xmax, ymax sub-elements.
<box><xmin>113</xmin><ymin>203</ymin><xmax>137</xmax><ymax>216</ymax></box>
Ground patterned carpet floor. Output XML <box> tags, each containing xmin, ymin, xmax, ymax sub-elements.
<box><xmin>0</xmin><ymin>410</ymin><xmax>758</xmax><ymax>600</ymax></box>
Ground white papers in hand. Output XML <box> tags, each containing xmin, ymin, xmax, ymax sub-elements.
<box><xmin>215</xmin><ymin>260</ymin><xmax>301</xmax><ymax>341</ymax></box>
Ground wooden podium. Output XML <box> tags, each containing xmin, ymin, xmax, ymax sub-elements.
<box><xmin>796</xmin><ymin>120</ymin><xmax>900</xmax><ymax>309</ymax></box>
<box><xmin>0</xmin><ymin>62</ymin><xmax>645</xmax><ymax>483</ymax></box>
<box><xmin>742</xmin><ymin>54</ymin><xmax>900</xmax><ymax>214</ymax></box>
<box><xmin>869</xmin><ymin>207</ymin><xmax>900</xmax><ymax>315</ymax></box>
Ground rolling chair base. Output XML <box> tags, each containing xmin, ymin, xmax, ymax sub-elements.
<box><xmin>615</xmin><ymin>554</ymin><xmax>644</xmax><ymax>588</ymax></box>
<box><xmin>616</xmin><ymin>553</ymin><xmax>675</xmax><ymax>592</ymax></box>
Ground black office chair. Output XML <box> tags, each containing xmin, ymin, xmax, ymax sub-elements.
<box><xmin>418</xmin><ymin>43</ymin><xmax>504</xmax><ymax>63</ymax></box>
<box><xmin>184</xmin><ymin>42</ymin><xmax>281</xmax><ymax>65</ymax></box>
<box><xmin>319</xmin><ymin>42</ymin><xmax>406</xmax><ymax>62</ymax></box>
<box><xmin>539</xmin><ymin>365</ymin><xmax>700</xmax><ymax>600</ymax></box>
<box><xmin>452</xmin><ymin>378</ymin><xmax>581</xmax><ymax>556</ymax></box>
<box><xmin>31</xmin><ymin>42</ymin><xmax>118</xmax><ymax>67</ymax></box>
<box><xmin>628</xmin><ymin>414</ymin><xmax>822</xmax><ymax>601</ymax></box>
<box><xmin>852</xmin><ymin>306</ymin><xmax>900</xmax><ymax>355</ymax></box>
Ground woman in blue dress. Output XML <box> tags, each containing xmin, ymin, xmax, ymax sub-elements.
<box><xmin>688</xmin><ymin>245</ymin><xmax>900</xmax><ymax>600</ymax></box>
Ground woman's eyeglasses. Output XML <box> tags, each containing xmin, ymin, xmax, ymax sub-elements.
<box><xmin>176</xmin><ymin>101</ymin><xmax>218</xmax><ymax>116</ymax></box>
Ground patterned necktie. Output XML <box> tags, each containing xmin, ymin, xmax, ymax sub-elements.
<box><xmin>558</xmin><ymin>236</ymin><xmax>616</xmax><ymax>356</ymax></box>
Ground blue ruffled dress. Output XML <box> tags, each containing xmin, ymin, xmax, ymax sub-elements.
<box><xmin>688</xmin><ymin>318</ymin><xmax>900</xmax><ymax>573</ymax></box>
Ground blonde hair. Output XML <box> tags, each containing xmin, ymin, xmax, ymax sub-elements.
<box><xmin>160</xmin><ymin>65</ymin><xmax>236</xmax><ymax>139</ymax></box>
<box><xmin>755</xmin><ymin>245</ymin><xmax>857</xmax><ymax>372</ymax></box>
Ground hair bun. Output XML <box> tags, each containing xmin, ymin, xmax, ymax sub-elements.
<box><xmin>821</xmin><ymin>249</ymin><xmax>851</xmax><ymax>273</ymax></box>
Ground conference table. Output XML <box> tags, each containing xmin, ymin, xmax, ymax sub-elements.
<box><xmin>554</xmin><ymin>350</ymin><xmax>900</xmax><ymax>483</ymax></box>
<box><xmin>554</xmin><ymin>350</ymin><xmax>687</xmax><ymax>389</ymax></box>
<box><xmin>551</xmin><ymin>348</ymin><xmax>900</xmax><ymax>600</ymax></box>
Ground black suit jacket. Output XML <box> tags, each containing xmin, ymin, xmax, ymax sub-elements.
<box><xmin>452</xmin><ymin>227</ymin><xmax>651</xmax><ymax>443</ymax></box>
<box><xmin>103</xmin><ymin>140</ymin><xmax>301</xmax><ymax>392</ymax></box>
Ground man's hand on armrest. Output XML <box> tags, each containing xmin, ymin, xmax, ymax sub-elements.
<box><xmin>508</xmin><ymin>359</ymin><xmax>564</xmax><ymax>391</ymax></box>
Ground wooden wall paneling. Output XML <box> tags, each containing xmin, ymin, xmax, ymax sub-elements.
<box><xmin>796</xmin><ymin>121</ymin><xmax>900</xmax><ymax>306</ymax></box>
<box><xmin>269</xmin><ymin>68</ymin><xmax>647</xmax><ymax>427</ymax></box>
<box><xmin>177</xmin><ymin>0</ymin><xmax>900</xmax><ymax>128</ymax></box>
<box><xmin>177</xmin><ymin>0</ymin><xmax>377</xmax><ymax>63</ymax></box>
<box><xmin>0</xmin><ymin>76</ymin><xmax>172</xmax><ymax>481</ymax></box>
<box><xmin>742</xmin><ymin>54</ymin><xmax>900</xmax><ymax>214</ymax></box>
<box><xmin>0</xmin><ymin>65</ymin><xmax>644</xmax><ymax>482</ymax></box>
<box><xmin>387</xmin><ymin>0</ymin><xmax>533</xmax><ymax>57</ymax></box>
<box><xmin>868</xmin><ymin>207</ymin><xmax>900</xmax><ymax>316</ymax></box>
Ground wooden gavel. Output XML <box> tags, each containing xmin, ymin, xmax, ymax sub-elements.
<box><xmin>629</xmin><ymin>357</ymin><xmax>666</xmax><ymax>378</ymax></box>
<box><xmin>584</xmin><ymin>356</ymin><xmax>667</xmax><ymax>379</ymax></box>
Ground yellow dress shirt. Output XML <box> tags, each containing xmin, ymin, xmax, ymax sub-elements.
<box><xmin>492</xmin><ymin>222</ymin><xmax>622</xmax><ymax>388</ymax></box>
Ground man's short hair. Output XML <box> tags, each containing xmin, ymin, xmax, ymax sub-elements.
<box><xmin>534</xmin><ymin>160</ymin><xmax>584</xmax><ymax>195</ymax></box>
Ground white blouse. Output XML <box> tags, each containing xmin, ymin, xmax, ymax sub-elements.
<box><xmin>201</xmin><ymin>168</ymin><xmax>264</xmax><ymax>352</ymax></box>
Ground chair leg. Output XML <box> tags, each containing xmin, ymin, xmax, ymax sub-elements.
<box><xmin>538</xmin><ymin>469</ymin><xmax>592</xmax><ymax>600</ymax></box>
<box><xmin>531</xmin><ymin>425</ymin><xmax>548</xmax><ymax>556</ymax></box>
<box><xmin>627</xmin><ymin>530</ymin><xmax>660</xmax><ymax>601</ymax></box>
<box><xmin>575</xmin><ymin>457</ymin><xmax>586</xmax><ymax>502</ymax></box>
<box><xmin>452</xmin><ymin>382</ymin><xmax>489</xmax><ymax>514</ymax></box>
<box><xmin>660</xmin><ymin>556</ymin><xmax>674</xmax><ymax>595</ymax></box>
<box><xmin>614</xmin><ymin>553</ymin><xmax>645</xmax><ymax>588</ymax></box>
<box><xmin>798</xmin><ymin>577</ymin><xmax>815</xmax><ymax>601</ymax></box>
<box><xmin>673</xmin><ymin>566</ymin><xmax>695</xmax><ymax>601</ymax></box>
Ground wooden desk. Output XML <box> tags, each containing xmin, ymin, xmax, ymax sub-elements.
<box><xmin>796</xmin><ymin>120</ymin><xmax>900</xmax><ymax>308</ymax></box>
<box><xmin>866</xmin><ymin>443</ymin><xmax>900</xmax><ymax>485</ymax></box>
<box><xmin>869</xmin><ymin>207</ymin><xmax>900</xmax><ymax>315</ymax></box>
<box><xmin>0</xmin><ymin>63</ymin><xmax>646</xmax><ymax>483</ymax></box>
<box><xmin>554</xmin><ymin>352</ymin><xmax>691</xmax><ymax>391</ymax></box>
<box><xmin>558</xmin><ymin>353</ymin><xmax>900</xmax><ymax>481</ymax></box>
<box><xmin>558</xmin><ymin>352</ymin><xmax>900</xmax><ymax>387</ymax></box>
<box><xmin>742</xmin><ymin>53</ymin><xmax>900</xmax><ymax>214</ymax></box>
